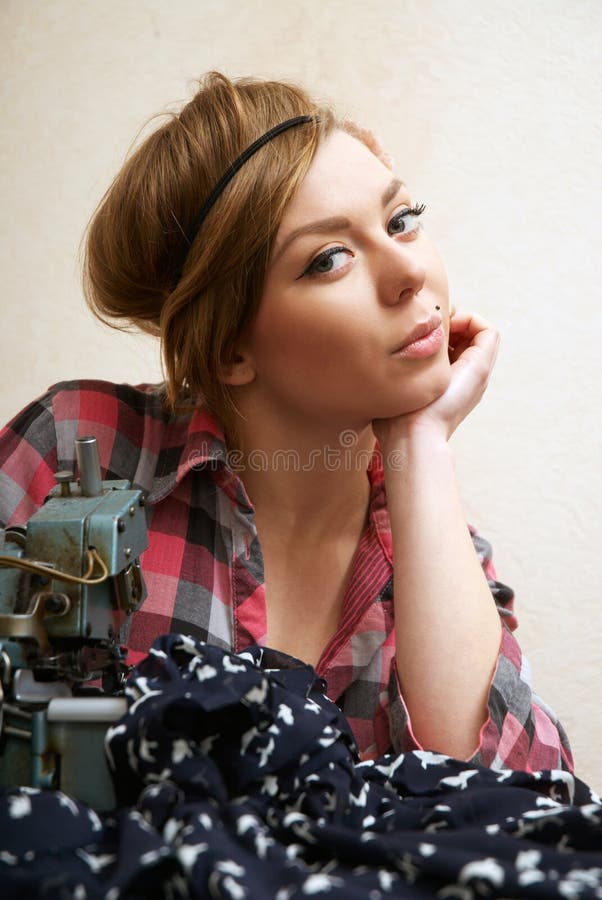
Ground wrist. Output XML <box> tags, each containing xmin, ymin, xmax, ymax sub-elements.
<box><xmin>379</xmin><ymin>429</ymin><xmax>455</xmax><ymax>483</ymax></box>
<box><xmin>376</xmin><ymin>416</ymin><xmax>451</xmax><ymax>459</ymax></box>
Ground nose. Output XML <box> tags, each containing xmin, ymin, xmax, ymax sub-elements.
<box><xmin>376</xmin><ymin>239</ymin><xmax>426</xmax><ymax>307</ymax></box>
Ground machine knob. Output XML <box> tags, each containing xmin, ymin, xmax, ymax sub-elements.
<box><xmin>54</xmin><ymin>471</ymin><xmax>74</xmax><ymax>498</ymax></box>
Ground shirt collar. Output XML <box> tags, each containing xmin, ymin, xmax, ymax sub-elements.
<box><xmin>147</xmin><ymin>406</ymin><xmax>252</xmax><ymax>509</ymax></box>
<box><xmin>147</xmin><ymin>406</ymin><xmax>390</xmax><ymax>530</ymax></box>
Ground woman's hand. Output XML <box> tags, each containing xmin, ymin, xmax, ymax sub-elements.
<box><xmin>376</xmin><ymin>309</ymin><xmax>503</xmax><ymax>758</ymax></box>
<box><xmin>375</xmin><ymin>309</ymin><xmax>500</xmax><ymax>447</ymax></box>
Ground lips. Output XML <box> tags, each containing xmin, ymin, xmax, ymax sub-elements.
<box><xmin>391</xmin><ymin>312</ymin><xmax>443</xmax><ymax>354</ymax></box>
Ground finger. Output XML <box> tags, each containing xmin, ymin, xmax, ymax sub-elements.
<box><xmin>448</xmin><ymin>313</ymin><xmax>499</xmax><ymax>371</ymax></box>
<box><xmin>453</xmin><ymin>331</ymin><xmax>500</xmax><ymax>380</ymax></box>
<box><xmin>449</xmin><ymin>310</ymin><xmax>498</xmax><ymax>355</ymax></box>
<box><xmin>448</xmin><ymin>309</ymin><xmax>494</xmax><ymax>340</ymax></box>
<box><xmin>448</xmin><ymin>337</ymin><xmax>472</xmax><ymax>363</ymax></box>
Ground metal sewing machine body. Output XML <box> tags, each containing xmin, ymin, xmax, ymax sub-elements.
<box><xmin>0</xmin><ymin>436</ymin><xmax>148</xmax><ymax>810</ymax></box>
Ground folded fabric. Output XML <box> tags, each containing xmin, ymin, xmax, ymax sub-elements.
<box><xmin>1</xmin><ymin>634</ymin><xmax>601</xmax><ymax>899</ymax></box>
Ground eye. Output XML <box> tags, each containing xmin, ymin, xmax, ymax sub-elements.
<box><xmin>387</xmin><ymin>203</ymin><xmax>426</xmax><ymax>237</ymax></box>
<box><xmin>300</xmin><ymin>246</ymin><xmax>353</xmax><ymax>279</ymax></box>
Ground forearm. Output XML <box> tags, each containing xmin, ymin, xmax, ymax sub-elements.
<box><xmin>384</xmin><ymin>427</ymin><xmax>501</xmax><ymax>759</ymax></box>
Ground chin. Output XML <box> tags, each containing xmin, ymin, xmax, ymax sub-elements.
<box><xmin>423</xmin><ymin>366</ymin><xmax>452</xmax><ymax>402</ymax></box>
<box><xmin>393</xmin><ymin>362</ymin><xmax>452</xmax><ymax>416</ymax></box>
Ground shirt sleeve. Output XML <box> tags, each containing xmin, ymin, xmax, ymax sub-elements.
<box><xmin>386</xmin><ymin>529</ymin><xmax>574</xmax><ymax>773</ymax></box>
<box><xmin>0</xmin><ymin>388</ymin><xmax>61</xmax><ymax>528</ymax></box>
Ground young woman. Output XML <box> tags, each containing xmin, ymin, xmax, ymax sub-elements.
<box><xmin>0</xmin><ymin>72</ymin><xmax>572</xmax><ymax>770</ymax></box>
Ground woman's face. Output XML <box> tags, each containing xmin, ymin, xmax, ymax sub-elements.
<box><xmin>241</xmin><ymin>129</ymin><xmax>452</xmax><ymax>429</ymax></box>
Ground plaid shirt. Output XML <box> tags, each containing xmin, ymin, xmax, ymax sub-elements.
<box><xmin>0</xmin><ymin>380</ymin><xmax>573</xmax><ymax>771</ymax></box>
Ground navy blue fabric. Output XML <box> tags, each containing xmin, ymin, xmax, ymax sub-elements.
<box><xmin>1</xmin><ymin>634</ymin><xmax>601</xmax><ymax>898</ymax></box>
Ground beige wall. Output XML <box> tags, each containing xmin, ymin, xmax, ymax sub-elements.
<box><xmin>1</xmin><ymin>0</ymin><xmax>600</xmax><ymax>788</ymax></box>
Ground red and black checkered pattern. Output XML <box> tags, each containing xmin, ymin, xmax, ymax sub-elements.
<box><xmin>0</xmin><ymin>380</ymin><xmax>573</xmax><ymax>770</ymax></box>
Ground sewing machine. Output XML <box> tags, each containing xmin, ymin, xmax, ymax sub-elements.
<box><xmin>0</xmin><ymin>436</ymin><xmax>147</xmax><ymax>810</ymax></box>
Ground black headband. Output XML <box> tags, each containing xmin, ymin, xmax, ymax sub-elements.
<box><xmin>173</xmin><ymin>115</ymin><xmax>313</xmax><ymax>286</ymax></box>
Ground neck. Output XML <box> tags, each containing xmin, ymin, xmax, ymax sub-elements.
<box><xmin>233</xmin><ymin>411</ymin><xmax>376</xmax><ymax>541</ymax></box>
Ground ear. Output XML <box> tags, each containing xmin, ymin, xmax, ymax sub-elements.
<box><xmin>218</xmin><ymin>351</ymin><xmax>256</xmax><ymax>386</ymax></box>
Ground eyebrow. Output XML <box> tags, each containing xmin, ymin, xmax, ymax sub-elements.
<box><xmin>381</xmin><ymin>177</ymin><xmax>405</xmax><ymax>207</ymax></box>
<box><xmin>273</xmin><ymin>176</ymin><xmax>406</xmax><ymax>263</ymax></box>
<box><xmin>273</xmin><ymin>216</ymin><xmax>350</xmax><ymax>262</ymax></box>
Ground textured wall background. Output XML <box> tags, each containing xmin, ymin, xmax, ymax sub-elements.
<box><xmin>1</xmin><ymin>0</ymin><xmax>600</xmax><ymax>788</ymax></box>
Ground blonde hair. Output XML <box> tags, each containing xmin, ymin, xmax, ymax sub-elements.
<box><xmin>83</xmin><ymin>73</ymin><xmax>363</xmax><ymax>437</ymax></box>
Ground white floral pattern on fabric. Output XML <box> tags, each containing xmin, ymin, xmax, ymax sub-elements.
<box><xmin>0</xmin><ymin>636</ymin><xmax>600</xmax><ymax>898</ymax></box>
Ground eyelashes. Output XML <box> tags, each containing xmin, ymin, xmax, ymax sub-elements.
<box><xmin>301</xmin><ymin>246</ymin><xmax>352</xmax><ymax>279</ymax></box>
<box><xmin>387</xmin><ymin>203</ymin><xmax>426</xmax><ymax>236</ymax></box>
<box><xmin>299</xmin><ymin>203</ymin><xmax>426</xmax><ymax>280</ymax></box>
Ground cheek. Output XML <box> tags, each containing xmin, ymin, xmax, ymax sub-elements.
<box><xmin>251</xmin><ymin>307</ymin><xmax>310</xmax><ymax>363</ymax></box>
<box><xmin>255</xmin><ymin>329</ymin><xmax>351</xmax><ymax>386</ymax></box>
<box><xmin>430</xmin><ymin>250</ymin><xmax>449</xmax><ymax>305</ymax></box>
<box><xmin>250</xmin><ymin>297</ymin><xmax>353</xmax><ymax>371</ymax></box>
<box><xmin>420</xmin><ymin>236</ymin><xmax>448</xmax><ymax>294</ymax></box>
